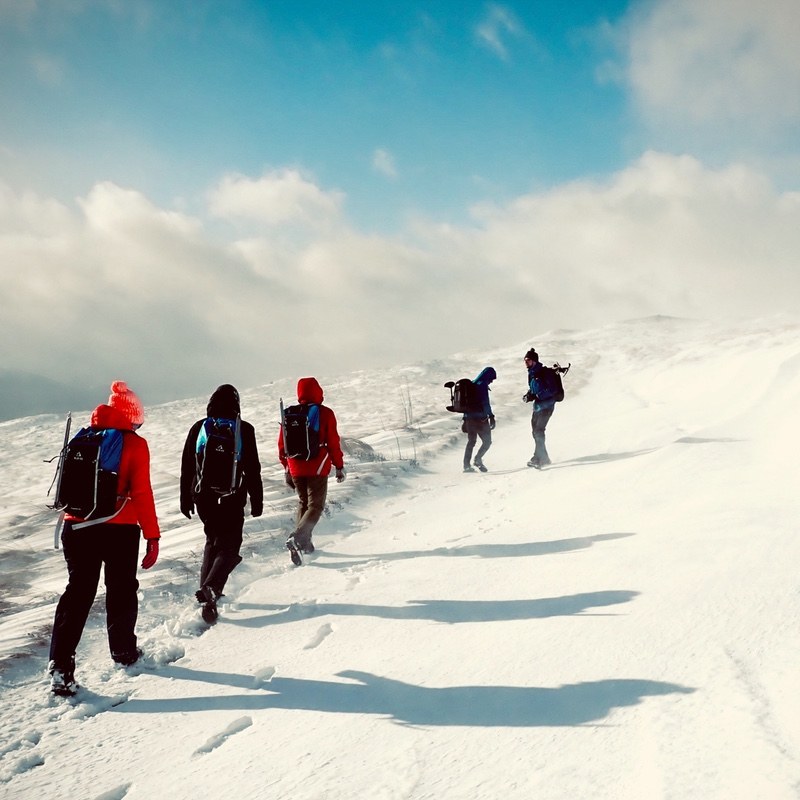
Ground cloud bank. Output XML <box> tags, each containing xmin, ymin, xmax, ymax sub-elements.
<box><xmin>2</xmin><ymin>152</ymin><xmax>799</xmax><ymax>409</ymax></box>
<box><xmin>617</xmin><ymin>0</ymin><xmax>800</xmax><ymax>149</ymax></box>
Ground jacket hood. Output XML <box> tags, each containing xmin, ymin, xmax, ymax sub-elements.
<box><xmin>475</xmin><ymin>367</ymin><xmax>497</xmax><ymax>385</ymax></box>
<box><xmin>297</xmin><ymin>377</ymin><xmax>323</xmax><ymax>404</ymax></box>
<box><xmin>91</xmin><ymin>404</ymin><xmax>136</xmax><ymax>431</ymax></box>
<box><xmin>207</xmin><ymin>384</ymin><xmax>240</xmax><ymax>418</ymax></box>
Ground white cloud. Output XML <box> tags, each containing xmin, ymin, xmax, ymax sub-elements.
<box><xmin>207</xmin><ymin>169</ymin><xmax>344</xmax><ymax>228</ymax></box>
<box><xmin>372</xmin><ymin>148</ymin><xmax>398</xmax><ymax>179</ymax></box>
<box><xmin>620</xmin><ymin>0</ymin><xmax>800</xmax><ymax>134</ymax></box>
<box><xmin>475</xmin><ymin>3</ymin><xmax>524</xmax><ymax>61</ymax></box>
<box><xmin>2</xmin><ymin>155</ymin><xmax>800</xmax><ymax>404</ymax></box>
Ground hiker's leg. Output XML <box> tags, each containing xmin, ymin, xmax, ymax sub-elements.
<box><xmin>294</xmin><ymin>475</ymin><xmax>328</xmax><ymax>548</ymax></box>
<box><xmin>49</xmin><ymin>522</ymin><xmax>103</xmax><ymax>665</ymax></box>
<box><xmin>475</xmin><ymin>422</ymin><xmax>492</xmax><ymax>463</ymax></box>
<box><xmin>202</xmin><ymin>503</ymin><xmax>245</xmax><ymax>594</ymax></box>
<box><xmin>463</xmin><ymin>423</ymin><xmax>478</xmax><ymax>467</ymax></box>
<box><xmin>103</xmin><ymin>523</ymin><xmax>141</xmax><ymax>659</ymax></box>
<box><xmin>532</xmin><ymin>407</ymin><xmax>555</xmax><ymax>463</ymax></box>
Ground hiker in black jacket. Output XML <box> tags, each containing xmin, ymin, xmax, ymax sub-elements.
<box><xmin>179</xmin><ymin>384</ymin><xmax>263</xmax><ymax>622</ymax></box>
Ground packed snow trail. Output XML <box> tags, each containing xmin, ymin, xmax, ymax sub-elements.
<box><xmin>1</xmin><ymin>316</ymin><xmax>800</xmax><ymax>799</ymax></box>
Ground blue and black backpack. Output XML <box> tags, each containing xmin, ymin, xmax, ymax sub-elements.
<box><xmin>53</xmin><ymin>426</ymin><xmax>126</xmax><ymax>521</ymax></box>
<box><xmin>194</xmin><ymin>416</ymin><xmax>242</xmax><ymax>496</ymax></box>
<box><xmin>281</xmin><ymin>402</ymin><xmax>321</xmax><ymax>461</ymax></box>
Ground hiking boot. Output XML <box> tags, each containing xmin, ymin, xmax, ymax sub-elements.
<box><xmin>199</xmin><ymin>585</ymin><xmax>220</xmax><ymax>624</ymax></box>
<box><xmin>48</xmin><ymin>658</ymin><xmax>78</xmax><ymax>697</ymax></box>
<box><xmin>302</xmin><ymin>540</ymin><xmax>315</xmax><ymax>555</ymax></box>
<box><xmin>112</xmin><ymin>647</ymin><xmax>143</xmax><ymax>667</ymax></box>
<box><xmin>286</xmin><ymin>536</ymin><xmax>302</xmax><ymax>566</ymax></box>
<box><xmin>527</xmin><ymin>457</ymin><xmax>540</xmax><ymax>468</ymax></box>
<box><xmin>463</xmin><ymin>465</ymin><xmax>476</xmax><ymax>473</ymax></box>
<box><xmin>474</xmin><ymin>461</ymin><xmax>488</xmax><ymax>473</ymax></box>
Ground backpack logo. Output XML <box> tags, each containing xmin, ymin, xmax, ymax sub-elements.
<box><xmin>281</xmin><ymin>399</ymin><xmax>321</xmax><ymax>461</ymax></box>
<box><xmin>194</xmin><ymin>416</ymin><xmax>242</xmax><ymax>496</ymax></box>
<box><xmin>443</xmin><ymin>378</ymin><xmax>481</xmax><ymax>413</ymax></box>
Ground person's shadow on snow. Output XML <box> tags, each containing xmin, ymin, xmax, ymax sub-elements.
<box><xmin>117</xmin><ymin>670</ymin><xmax>694</xmax><ymax>727</ymax></box>
<box><xmin>230</xmin><ymin>589</ymin><xmax>639</xmax><ymax>628</ymax></box>
<box><xmin>312</xmin><ymin>532</ymin><xmax>635</xmax><ymax>569</ymax></box>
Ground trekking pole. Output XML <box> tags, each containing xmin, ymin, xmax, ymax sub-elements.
<box><xmin>231</xmin><ymin>414</ymin><xmax>242</xmax><ymax>493</ymax></box>
<box><xmin>52</xmin><ymin>412</ymin><xmax>72</xmax><ymax>550</ymax></box>
<box><xmin>279</xmin><ymin>398</ymin><xmax>287</xmax><ymax>460</ymax></box>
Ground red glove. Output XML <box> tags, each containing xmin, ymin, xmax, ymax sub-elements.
<box><xmin>141</xmin><ymin>538</ymin><xmax>159</xmax><ymax>570</ymax></box>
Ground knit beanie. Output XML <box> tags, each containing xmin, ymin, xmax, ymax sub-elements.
<box><xmin>108</xmin><ymin>380</ymin><xmax>145</xmax><ymax>427</ymax></box>
<box><xmin>524</xmin><ymin>349</ymin><xmax>538</xmax><ymax>362</ymax></box>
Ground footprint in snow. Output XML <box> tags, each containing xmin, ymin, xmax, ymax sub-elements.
<box><xmin>192</xmin><ymin>716</ymin><xmax>253</xmax><ymax>757</ymax></box>
<box><xmin>92</xmin><ymin>781</ymin><xmax>133</xmax><ymax>799</ymax></box>
<box><xmin>253</xmin><ymin>666</ymin><xmax>276</xmax><ymax>687</ymax></box>
<box><xmin>304</xmin><ymin>623</ymin><xmax>333</xmax><ymax>650</ymax></box>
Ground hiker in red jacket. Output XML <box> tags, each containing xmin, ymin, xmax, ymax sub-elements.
<box><xmin>278</xmin><ymin>377</ymin><xmax>345</xmax><ymax>565</ymax></box>
<box><xmin>48</xmin><ymin>381</ymin><xmax>160</xmax><ymax>696</ymax></box>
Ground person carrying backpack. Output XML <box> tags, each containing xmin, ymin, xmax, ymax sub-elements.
<box><xmin>523</xmin><ymin>349</ymin><xmax>563</xmax><ymax>468</ymax></box>
<box><xmin>278</xmin><ymin>377</ymin><xmax>345</xmax><ymax>565</ymax></box>
<box><xmin>48</xmin><ymin>381</ymin><xmax>160</xmax><ymax>696</ymax></box>
<box><xmin>462</xmin><ymin>367</ymin><xmax>496</xmax><ymax>473</ymax></box>
<box><xmin>180</xmin><ymin>384</ymin><xmax>263</xmax><ymax>623</ymax></box>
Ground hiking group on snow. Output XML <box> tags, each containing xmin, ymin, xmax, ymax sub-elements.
<box><xmin>45</xmin><ymin>349</ymin><xmax>566</xmax><ymax>696</ymax></box>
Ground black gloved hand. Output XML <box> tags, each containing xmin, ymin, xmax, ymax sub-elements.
<box><xmin>180</xmin><ymin>500</ymin><xmax>194</xmax><ymax>519</ymax></box>
<box><xmin>522</xmin><ymin>391</ymin><xmax>534</xmax><ymax>403</ymax></box>
<box><xmin>489</xmin><ymin>415</ymin><xmax>496</xmax><ymax>430</ymax></box>
<box><xmin>251</xmin><ymin>503</ymin><xmax>263</xmax><ymax>518</ymax></box>
<box><xmin>461</xmin><ymin>420</ymin><xmax>467</xmax><ymax>433</ymax></box>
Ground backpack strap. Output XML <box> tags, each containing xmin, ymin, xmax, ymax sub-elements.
<box><xmin>71</xmin><ymin>496</ymin><xmax>130</xmax><ymax>530</ymax></box>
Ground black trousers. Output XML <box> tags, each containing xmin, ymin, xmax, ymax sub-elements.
<box><xmin>197</xmin><ymin>496</ymin><xmax>245</xmax><ymax>595</ymax></box>
<box><xmin>49</xmin><ymin>521</ymin><xmax>141</xmax><ymax>665</ymax></box>
<box><xmin>464</xmin><ymin>418</ymin><xmax>492</xmax><ymax>467</ymax></box>
<box><xmin>531</xmin><ymin>406</ymin><xmax>555</xmax><ymax>463</ymax></box>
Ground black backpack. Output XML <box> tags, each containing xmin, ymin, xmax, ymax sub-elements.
<box><xmin>53</xmin><ymin>426</ymin><xmax>126</xmax><ymax>521</ymax></box>
<box><xmin>194</xmin><ymin>416</ymin><xmax>242</xmax><ymax>496</ymax></box>
<box><xmin>281</xmin><ymin>401</ymin><xmax>321</xmax><ymax>460</ymax></box>
<box><xmin>535</xmin><ymin>366</ymin><xmax>565</xmax><ymax>403</ymax></box>
<box><xmin>444</xmin><ymin>379</ymin><xmax>481</xmax><ymax>413</ymax></box>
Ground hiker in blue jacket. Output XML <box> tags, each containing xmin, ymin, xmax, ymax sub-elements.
<box><xmin>462</xmin><ymin>367</ymin><xmax>496</xmax><ymax>473</ymax></box>
<box><xmin>523</xmin><ymin>349</ymin><xmax>556</xmax><ymax>468</ymax></box>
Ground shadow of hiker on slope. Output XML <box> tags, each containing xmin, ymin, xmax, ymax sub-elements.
<box><xmin>117</xmin><ymin>670</ymin><xmax>694</xmax><ymax>727</ymax></box>
<box><xmin>229</xmin><ymin>589</ymin><xmax>639</xmax><ymax>629</ymax></box>
<box><xmin>311</xmin><ymin>532</ymin><xmax>635</xmax><ymax>569</ymax></box>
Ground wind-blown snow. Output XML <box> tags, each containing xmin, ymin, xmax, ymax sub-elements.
<box><xmin>1</xmin><ymin>315</ymin><xmax>799</xmax><ymax>799</ymax></box>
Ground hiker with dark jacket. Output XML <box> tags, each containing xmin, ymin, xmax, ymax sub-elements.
<box><xmin>462</xmin><ymin>367</ymin><xmax>496</xmax><ymax>473</ymax></box>
<box><xmin>180</xmin><ymin>384</ymin><xmax>263</xmax><ymax>622</ymax></box>
<box><xmin>48</xmin><ymin>381</ymin><xmax>160</xmax><ymax>696</ymax></box>
<box><xmin>278</xmin><ymin>377</ymin><xmax>345</xmax><ymax>565</ymax></box>
<box><xmin>523</xmin><ymin>349</ymin><xmax>556</xmax><ymax>468</ymax></box>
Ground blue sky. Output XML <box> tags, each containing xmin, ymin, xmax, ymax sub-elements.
<box><xmin>1</xmin><ymin>0</ymin><xmax>800</xmax><ymax>407</ymax></box>
<box><xmin>2</xmin><ymin>1</ymin><xmax>633</xmax><ymax>230</ymax></box>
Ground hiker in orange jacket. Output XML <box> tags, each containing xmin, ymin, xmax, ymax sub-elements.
<box><xmin>278</xmin><ymin>377</ymin><xmax>345</xmax><ymax>564</ymax></box>
<box><xmin>48</xmin><ymin>381</ymin><xmax>160</xmax><ymax>696</ymax></box>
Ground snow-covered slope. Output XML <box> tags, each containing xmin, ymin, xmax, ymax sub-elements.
<box><xmin>1</xmin><ymin>316</ymin><xmax>799</xmax><ymax>799</ymax></box>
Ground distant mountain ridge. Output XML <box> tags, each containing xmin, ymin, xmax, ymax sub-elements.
<box><xmin>0</xmin><ymin>370</ymin><xmax>105</xmax><ymax>422</ymax></box>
